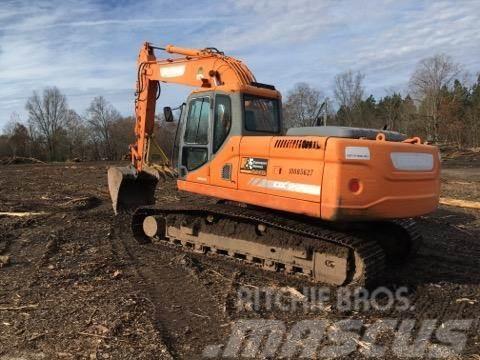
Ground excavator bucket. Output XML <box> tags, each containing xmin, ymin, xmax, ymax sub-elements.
<box><xmin>108</xmin><ymin>166</ymin><xmax>160</xmax><ymax>215</ymax></box>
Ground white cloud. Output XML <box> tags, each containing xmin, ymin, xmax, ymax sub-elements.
<box><xmin>0</xmin><ymin>0</ymin><xmax>479</xmax><ymax>127</ymax></box>
<box><xmin>206</xmin><ymin>0</ymin><xmax>480</xmax><ymax>98</ymax></box>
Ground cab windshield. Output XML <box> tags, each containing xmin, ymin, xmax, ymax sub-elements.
<box><xmin>243</xmin><ymin>94</ymin><xmax>280</xmax><ymax>133</ymax></box>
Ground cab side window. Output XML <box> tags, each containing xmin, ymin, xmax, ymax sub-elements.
<box><xmin>182</xmin><ymin>97</ymin><xmax>210</xmax><ymax>171</ymax></box>
<box><xmin>213</xmin><ymin>95</ymin><xmax>232</xmax><ymax>153</ymax></box>
<box><xmin>184</xmin><ymin>98</ymin><xmax>210</xmax><ymax>145</ymax></box>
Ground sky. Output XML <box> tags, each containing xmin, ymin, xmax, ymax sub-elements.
<box><xmin>1</xmin><ymin>0</ymin><xmax>480</xmax><ymax>129</ymax></box>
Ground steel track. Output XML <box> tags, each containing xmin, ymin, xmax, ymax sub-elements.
<box><xmin>129</xmin><ymin>203</ymin><xmax>425</xmax><ymax>287</ymax></box>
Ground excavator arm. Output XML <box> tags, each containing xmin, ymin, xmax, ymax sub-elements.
<box><xmin>108</xmin><ymin>42</ymin><xmax>257</xmax><ymax>214</ymax></box>
<box><xmin>132</xmin><ymin>42</ymin><xmax>256</xmax><ymax>172</ymax></box>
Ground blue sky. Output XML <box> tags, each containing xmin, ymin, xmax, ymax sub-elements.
<box><xmin>1</xmin><ymin>0</ymin><xmax>479</xmax><ymax>128</ymax></box>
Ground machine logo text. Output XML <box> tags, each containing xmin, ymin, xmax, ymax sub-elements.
<box><xmin>241</xmin><ymin>157</ymin><xmax>268</xmax><ymax>176</ymax></box>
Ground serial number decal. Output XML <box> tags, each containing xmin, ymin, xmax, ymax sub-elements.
<box><xmin>345</xmin><ymin>146</ymin><xmax>371</xmax><ymax>160</ymax></box>
<box><xmin>288</xmin><ymin>168</ymin><xmax>314</xmax><ymax>176</ymax></box>
<box><xmin>240</xmin><ymin>157</ymin><xmax>268</xmax><ymax>176</ymax></box>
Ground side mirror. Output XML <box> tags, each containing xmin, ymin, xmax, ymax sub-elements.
<box><xmin>163</xmin><ymin>106</ymin><xmax>174</xmax><ymax>122</ymax></box>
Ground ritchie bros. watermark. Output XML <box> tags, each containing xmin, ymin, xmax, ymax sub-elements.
<box><xmin>201</xmin><ymin>286</ymin><xmax>475</xmax><ymax>358</ymax></box>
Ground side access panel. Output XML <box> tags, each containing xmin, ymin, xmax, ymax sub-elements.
<box><xmin>237</xmin><ymin>136</ymin><xmax>326</xmax><ymax>216</ymax></box>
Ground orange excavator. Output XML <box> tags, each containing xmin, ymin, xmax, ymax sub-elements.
<box><xmin>108</xmin><ymin>42</ymin><xmax>440</xmax><ymax>286</ymax></box>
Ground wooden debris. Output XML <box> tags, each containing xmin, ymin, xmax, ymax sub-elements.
<box><xmin>56</xmin><ymin>352</ymin><xmax>74</xmax><ymax>358</ymax></box>
<box><xmin>207</xmin><ymin>268</ymin><xmax>231</xmax><ymax>281</ymax></box>
<box><xmin>278</xmin><ymin>286</ymin><xmax>307</xmax><ymax>301</ymax></box>
<box><xmin>0</xmin><ymin>304</ymin><xmax>39</xmax><ymax>311</ymax></box>
<box><xmin>78</xmin><ymin>331</ymin><xmax>110</xmax><ymax>340</ymax></box>
<box><xmin>455</xmin><ymin>298</ymin><xmax>478</xmax><ymax>305</ymax></box>
<box><xmin>61</xmin><ymin>196</ymin><xmax>92</xmax><ymax>206</ymax></box>
<box><xmin>446</xmin><ymin>180</ymin><xmax>473</xmax><ymax>185</ymax></box>
<box><xmin>0</xmin><ymin>255</ymin><xmax>10</xmax><ymax>267</ymax></box>
<box><xmin>78</xmin><ymin>331</ymin><xmax>128</xmax><ymax>343</ymax></box>
<box><xmin>187</xmin><ymin>310</ymin><xmax>210</xmax><ymax>319</ymax></box>
<box><xmin>0</xmin><ymin>211</ymin><xmax>48</xmax><ymax>217</ymax></box>
<box><xmin>451</xmin><ymin>224</ymin><xmax>473</xmax><ymax>236</ymax></box>
<box><xmin>112</xmin><ymin>270</ymin><xmax>122</xmax><ymax>279</ymax></box>
<box><xmin>87</xmin><ymin>324</ymin><xmax>109</xmax><ymax>335</ymax></box>
<box><xmin>440</xmin><ymin>197</ymin><xmax>480</xmax><ymax>210</ymax></box>
<box><xmin>86</xmin><ymin>308</ymin><xmax>98</xmax><ymax>325</ymax></box>
<box><xmin>353</xmin><ymin>338</ymin><xmax>373</xmax><ymax>351</ymax></box>
<box><xmin>28</xmin><ymin>333</ymin><xmax>46</xmax><ymax>341</ymax></box>
<box><xmin>2</xmin><ymin>157</ymin><xmax>46</xmax><ymax>165</ymax></box>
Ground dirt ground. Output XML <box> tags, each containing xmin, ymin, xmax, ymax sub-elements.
<box><xmin>0</xmin><ymin>161</ymin><xmax>479</xmax><ymax>359</ymax></box>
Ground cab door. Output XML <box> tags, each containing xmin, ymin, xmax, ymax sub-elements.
<box><xmin>209</xmin><ymin>94</ymin><xmax>240</xmax><ymax>189</ymax></box>
<box><xmin>179</xmin><ymin>96</ymin><xmax>212</xmax><ymax>181</ymax></box>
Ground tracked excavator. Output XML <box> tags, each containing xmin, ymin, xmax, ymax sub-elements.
<box><xmin>108</xmin><ymin>42</ymin><xmax>440</xmax><ymax>287</ymax></box>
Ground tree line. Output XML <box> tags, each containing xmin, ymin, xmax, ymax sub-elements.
<box><xmin>1</xmin><ymin>53</ymin><xmax>479</xmax><ymax>162</ymax></box>
<box><xmin>283</xmin><ymin>54</ymin><xmax>480</xmax><ymax>148</ymax></box>
<box><xmin>1</xmin><ymin>90</ymin><xmax>133</xmax><ymax>161</ymax></box>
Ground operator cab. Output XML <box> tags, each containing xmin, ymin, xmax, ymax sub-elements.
<box><xmin>174</xmin><ymin>83</ymin><xmax>281</xmax><ymax>178</ymax></box>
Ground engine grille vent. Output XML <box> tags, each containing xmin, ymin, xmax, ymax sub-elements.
<box><xmin>274</xmin><ymin>139</ymin><xmax>321</xmax><ymax>150</ymax></box>
<box><xmin>221</xmin><ymin>163</ymin><xmax>232</xmax><ymax>180</ymax></box>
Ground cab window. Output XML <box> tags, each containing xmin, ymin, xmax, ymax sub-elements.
<box><xmin>213</xmin><ymin>95</ymin><xmax>232</xmax><ymax>152</ymax></box>
<box><xmin>182</xmin><ymin>97</ymin><xmax>210</xmax><ymax>171</ymax></box>
<box><xmin>184</xmin><ymin>97</ymin><xmax>210</xmax><ymax>144</ymax></box>
<box><xmin>182</xmin><ymin>147</ymin><xmax>208</xmax><ymax>171</ymax></box>
<box><xmin>244</xmin><ymin>94</ymin><xmax>280</xmax><ymax>133</ymax></box>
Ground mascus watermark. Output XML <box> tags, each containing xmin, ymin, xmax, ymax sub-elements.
<box><xmin>203</xmin><ymin>319</ymin><xmax>473</xmax><ymax>358</ymax></box>
<box><xmin>236</xmin><ymin>286</ymin><xmax>412</xmax><ymax>313</ymax></box>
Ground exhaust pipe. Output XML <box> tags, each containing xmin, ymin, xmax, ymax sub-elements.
<box><xmin>108</xmin><ymin>166</ymin><xmax>160</xmax><ymax>215</ymax></box>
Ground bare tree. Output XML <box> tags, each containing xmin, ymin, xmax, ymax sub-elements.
<box><xmin>3</xmin><ymin>112</ymin><xmax>21</xmax><ymax>135</ymax></box>
<box><xmin>398</xmin><ymin>94</ymin><xmax>419</xmax><ymax>135</ymax></box>
<box><xmin>409</xmin><ymin>54</ymin><xmax>462</xmax><ymax>141</ymax></box>
<box><xmin>3</xmin><ymin>113</ymin><xmax>30</xmax><ymax>157</ymax></box>
<box><xmin>25</xmin><ymin>87</ymin><xmax>69</xmax><ymax>160</ymax></box>
<box><xmin>334</xmin><ymin>70</ymin><xmax>365</xmax><ymax>126</ymax></box>
<box><xmin>2</xmin><ymin>119</ymin><xmax>16</xmax><ymax>144</ymax></box>
<box><xmin>86</xmin><ymin>96</ymin><xmax>121</xmax><ymax>160</ymax></box>
<box><xmin>64</xmin><ymin>109</ymin><xmax>89</xmax><ymax>160</ymax></box>
<box><xmin>377</xmin><ymin>93</ymin><xmax>403</xmax><ymax>131</ymax></box>
<box><xmin>0</xmin><ymin>135</ymin><xmax>9</xmax><ymax>158</ymax></box>
<box><xmin>8</xmin><ymin>124</ymin><xmax>30</xmax><ymax>157</ymax></box>
<box><xmin>153</xmin><ymin>115</ymin><xmax>178</xmax><ymax>163</ymax></box>
<box><xmin>111</xmin><ymin>116</ymin><xmax>135</xmax><ymax>160</ymax></box>
<box><xmin>283</xmin><ymin>83</ymin><xmax>326</xmax><ymax>129</ymax></box>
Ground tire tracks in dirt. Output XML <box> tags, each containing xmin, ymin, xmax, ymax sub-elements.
<box><xmin>108</xmin><ymin>215</ymin><xmax>230</xmax><ymax>359</ymax></box>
